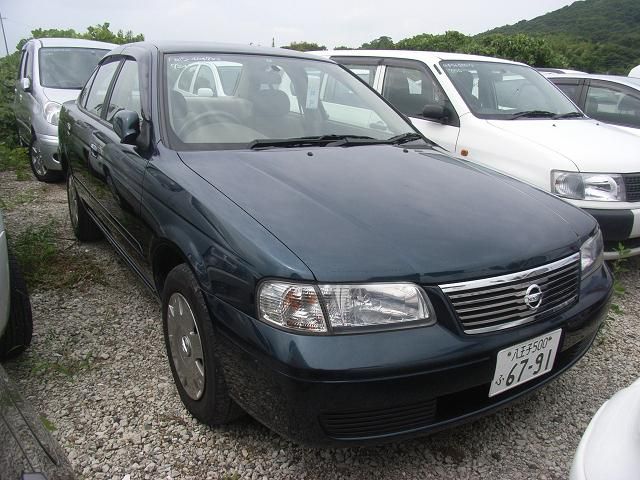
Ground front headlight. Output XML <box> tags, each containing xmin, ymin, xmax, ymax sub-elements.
<box><xmin>258</xmin><ymin>281</ymin><xmax>435</xmax><ymax>334</ymax></box>
<box><xmin>43</xmin><ymin>101</ymin><xmax>62</xmax><ymax>126</ymax></box>
<box><xmin>580</xmin><ymin>229</ymin><xmax>604</xmax><ymax>278</ymax></box>
<box><xmin>551</xmin><ymin>171</ymin><xmax>626</xmax><ymax>201</ymax></box>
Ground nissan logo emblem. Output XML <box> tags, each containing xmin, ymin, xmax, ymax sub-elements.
<box><xmin>524</xmin><ymin>284</ymin><xmax>543</xmax><ymax>310</ymax></box>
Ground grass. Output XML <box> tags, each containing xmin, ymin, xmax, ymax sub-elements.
<box><xmin>40</xmin><ymin>415</ymin><xmax>56</xmax><ymax>432</ymax></box>
<box><xmin>9</xmin><ymin>218</ymin><xmax>107</xmax><ymax>291</ymax></box>
<box><xmin>0</xmin><ymin>143</ymin><xmax>30</xmax><ymax>181</ymax></box>
<box><xmin>0</xmin><ymin>188</ymin><xmax>42</xmax><ymax>210</ymax></box>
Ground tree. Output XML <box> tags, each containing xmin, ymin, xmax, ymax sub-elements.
<box><xmin>281</xmin><ymin>41</ymin><xmax>326</xmax><ymax>52</ymax></box>
<box><xmin>18</xmin><ymin>22</ymin><xmax>144</xmax><ymax>51</ymax></box>
<box><xmin>359</xmin><ymin>36</ymin><xmax>394</xmax><ymax>50</ymax></box>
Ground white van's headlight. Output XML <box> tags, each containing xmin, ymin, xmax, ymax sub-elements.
<box><xmin>258</xmin><ymin>281</ymin><xmax>435</xmax><ymax>333</ymax></box>
<box><xmin>580</xmin><ymin>229</ymin><xmax>604</xmax><ymax>278</ymax></box>
<box><xmin>43</xmin><ymin>101</ymin><xmax>62</xmax><ymax>126</ymax></box>
<box><xmin>551</xmin><ymin>171</ymin><xmax>626</xmax><ymax>201</ymax></box>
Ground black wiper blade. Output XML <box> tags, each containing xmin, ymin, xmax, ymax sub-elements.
<box><xmin>553</xmin><ymin>111</ymin><xmax>585</xmax><ymax>119</ymax></box>
<box><xmin>248</xmin><ymin>135</ymin><xmax>377</xmax><ymax>150</ymax></box>
<box><xmin>385</xmin><ymin>132</ymin><xmax>424</xmax><ymax>145</ymax></box>
<box><xmin>510</xmin><ymin>110</ymin><xmax>557</xmax><ymax>119</ymax></box>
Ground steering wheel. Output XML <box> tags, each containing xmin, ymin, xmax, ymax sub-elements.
<box><xmin>177</xmin><ymin>111</ymin><xmax>241</xmax><ymax>138</ymax></box>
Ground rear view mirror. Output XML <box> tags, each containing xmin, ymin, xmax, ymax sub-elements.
<box><xmin>422</xmin><ymin>105</ymin><xmax>449</xmax><ymax>124</ymax></box>
<box><xmin>112</xmin><ymin>110</ymin><xmax>140</xmax><ymax>145</ymax></box>
<box><xmin>21</xmin><ymin>77</ymin><xmax>31</xmax><ymax>92</ymax></box>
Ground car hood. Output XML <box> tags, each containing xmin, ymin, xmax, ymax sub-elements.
<box><xmin>42</xmin><ymin>87</ymin><xmax>80</xmax><ymax>104</ymax></box>
<box><xmin>486</xmin><ymin>118</ymin><xmax>640</xmax><ymax>173</ymax></box>
<box><xmin>180</xmin><ymin>146</ymin><xmax>592</xmax><ymax>284</ymax></box>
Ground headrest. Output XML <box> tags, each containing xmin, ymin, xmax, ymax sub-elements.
<box><xmin>169</xmin><ymin>90</ymin><xmax>187</xmax><ymax>119</ymax></box>
<box><xmin>252</xmin><ymin>89</ymin><xmax>290</xmax><ymax>116</ymax></box>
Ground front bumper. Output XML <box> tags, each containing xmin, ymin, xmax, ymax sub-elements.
<box><xmin>207</xmin><ymin>264</ymin><xmax>613</xmax><ymax>446</ymax></box>
<box><xmin>34</xmin><ymin>133</ymin><xmax>62</xmax><ymax>172</ymax></box>
<box><xmin>583</xmin><ymin>208</ymin><xmax>640</xmax><ymax>259</ymax></box>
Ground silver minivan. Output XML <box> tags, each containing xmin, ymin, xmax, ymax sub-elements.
<box><xmin>14</xmin><ymin>38</ymin><xmax>115</xmax><ymax>182</ymax></box>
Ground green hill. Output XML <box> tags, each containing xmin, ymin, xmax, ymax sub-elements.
<box><xmin>484</xmin><ymin>0</ymin><xmax>640</xmax><ymax>73</ymax></box>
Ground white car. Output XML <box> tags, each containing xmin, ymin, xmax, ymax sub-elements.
<box><xmin>0</xmin><ymin>211</ymin><xmax>32</xmax><ymax>359</ymax></box>
<box><xmin>313</xmin><ymin>50</ymin><xmax>640</xmax><ymax>259</ymax></box>
<box><xmin>570</xmin><ymin>378</ymin><xmax>640</xmax><ymax>480</ymax></box>
<box><xmin>629</xmin><ymin>65</ymin><xmax>640</xmax><ymax>78</ymax></box>
<box><xmin>543</xmin><ymin>72</ymin><xmax>640</xmax><ymax>137</ymax></box>
<box><xmin>173</xmin><ymin>60</ymin><xmax>242</xmax><ymax>97</ymax></box>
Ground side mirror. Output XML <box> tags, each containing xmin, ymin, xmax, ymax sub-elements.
<box><xmin>422</xmin><ymin>104</ymin><xmax>449</xmax><ymax>124</ymax></box>
<box><xmin>112</xmin><ymin>110</ymin><xmax>140</xmax><ymax>145</ymax></box>
<box><xmin>21</xmin><ymin>77</ymin><xmax>31</xmax><ymax>92</ymax></box>
<box><xmin>196</xmin><ymin>87</ymin><xmax>214</xmax><ymax>97</ymax></box>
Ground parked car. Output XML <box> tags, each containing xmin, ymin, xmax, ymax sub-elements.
<box><xmin>570</xmin><ymin>378</ymin><xmax>640</xmax><ymax>480</ymax></box>
<box><xmin>314</xmin><ymin>50</ymin><xmax>640</xmax><ymax>259</ymax></box>
<box><xmin>543</xmin><ymin>72</ymin><xmax>640</xmax><ymax>136</ymax></box>
<box><xmin>173</xmin><ymin>60</ymin><xmax>242</xmax><ymax>97</ymax></box>
<box><xmin>0</xmin><ymin>364</ymin><xmax>75</xmax><ymax>479</ymax></box>
<box><xmin>59</xmin><ymin>41</ymin><xmax>612</xmax><ymax>446</ymax></box>
<box><xmin>0</xmin><ymin>210</ymin><xmax>32</xmax><ymax>359</ymax></box>
<box><xmin>629</xmin><ymin>65</ymin><xmax>640</xmax><ymax>78</ymax></box>
<box><xmin>14</xmin><ymin>38</ymin><xmax>116</xmax><ymax>182</ymax></box>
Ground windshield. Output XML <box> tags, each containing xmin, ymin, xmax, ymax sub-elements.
<box><xmin>164</xmin><ymin>53</ymin><xmax>418</xmax><ymax>149</ymax></box>
<box><xmin>440</xmin><ymin>60</ymin><xmax>582</xmax><ymax>119</ymax></box>
<box><xmin>38</xmin><ymin>47</ymin><xmax>109</xmax><ymax>89</ymax></box>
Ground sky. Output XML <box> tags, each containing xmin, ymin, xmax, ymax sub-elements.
<box><xmin>0</xmin><ymin>0</ymin><xmax>578</xmax><ymax>54</ymax></box>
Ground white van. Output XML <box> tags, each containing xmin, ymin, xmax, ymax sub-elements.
<box><xmin>314</xmin><ymin>50</ymin><xmax>640</xmax><ymax>259</ymax></box>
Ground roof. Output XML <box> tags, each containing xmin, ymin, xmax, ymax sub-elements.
<box><xmin>32</xmin><ymin>37</ymin><xmax>117</xmax><ymax>49</ymax></box>
<box><xmin>544</xmin><ymin>72</ymin><xmax>640</xmax><ymax>89</ymax></box>
<box><xmin>117</xmin><ymin>41</ymin><xmax>334</xmax><ymax>62</ymax></box>
<box><xmin>311</xmin><ymin>49</ymin><xmax>524</xmax><ymax>66</ymax></box>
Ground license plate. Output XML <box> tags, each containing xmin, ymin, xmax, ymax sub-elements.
<box><xmin>489</xmin><ymin>329</ymin><xmax>562</xmax><ymax>397</ymax></box>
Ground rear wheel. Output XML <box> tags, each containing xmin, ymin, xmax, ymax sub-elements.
<box><xmin>0</xmin><ymin>252</ymin><xmax>33</xmax><ymax>359</ymax></box>
<box><xmin>29</xmin><ymin>136</ymin><xmax>62</xmax><ymax>183</ymax></box>
<box><xmin>67</xmin><ymin>173</ymin><xmax>103</xmax><ymax>241</ymax></box>
<box><xmin>162</xmin><ymin>264</ymin><xmax>243</xmax><ymax>425</ymax></box>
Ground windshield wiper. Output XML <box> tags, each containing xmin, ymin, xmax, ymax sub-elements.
<box><xmin>553</xmin><ymin>111</ymin><xmax>585</xmax><ymax>119</ymax></box>
<box><xmin>510</xmin><ymin>110</ymin><xmax>557</xmax><ymax>120</ymax></box>
<box><xmin>249</xmin><ymin>135</ymin><xmax>388</xmax><ymax>150</ymax></box>
<box><xmin>385</xmin><ymin>132</ymin><xmax>425</xmax><ymax>145</ymax></box>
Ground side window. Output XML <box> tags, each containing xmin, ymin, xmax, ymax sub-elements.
<box><xmin>22</xmin><ymin>51</ymin><xmax>30</xmax><ymax>79</ymax></box>
<box><xmin>78</xmin><ymin>69</ymin><xmax>98</xmax><ymax>108</ymax></box>
<box><xmin>105</xmin><ymin>60</ymin><xmax>142</xmax><ymax>122</ymax></box>
<box><xmin>585</xmin><ymin>85</ymin><xmax>640</xmax><ymax>128</ymax></box>
<box><xmin>25</xmin><ymin>48</ymin><xmax>33</xmax><ymax>79</ymax></box>
<box><xmin>177</xmin><ymin>64</ymin><xmax>197</xmax><ymax>91</ymax></box>
<box><xmin>343</xmin><ymin>64</ymin><xmax>377</xmax><ymax>86</ymax></box>
<box><xmin>192</xmin><ymin>65</ymin><xmax>217</xmax><ymax>96</ymax></box>
<box><xmin>84</xmin><ymin>60</ymin><xmax>121</xmax><ymax>117</ymax></box>
<box><xmin>554</xmin><ymin>82</ymin><xmax>580</xmax><ymax>102</ymax></box>
<box><xmin>322</xmin><ymin>76</ymin><xmax>367</xmax><ymax>108</ymax></box>
<box><xmin>18</xmin><ymin>50</ymin><xmax>27</xmax><ymax>79</ymax></box>
<box><xmin>382</xmin><ymin>65</ymin><xmax>450</xmax><ymax>117</ymax></box>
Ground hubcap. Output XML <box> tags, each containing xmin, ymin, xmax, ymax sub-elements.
<box><xmin>67</xmin><ymin>176</ymin><xmax>79</xmax><ymax>229</ymax></box>
<box><xmin>167</xmin><ymin>293</ymin><xmax>205</xmax><ymax>400</ymax></box>
<box><xmin>31</xmin><ymin>141</ymin><xmax>47</xmax><ymax>177</ymax></box>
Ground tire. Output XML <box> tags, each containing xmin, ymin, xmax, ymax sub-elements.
<box><xmin>67</xmin><ymin>173</ymin><xmax>103</xmax><ymax>242</ymax></box>
<box><xmin>0</xmin><ymin>252</ymin><xmax>33</xmax><ymax>359</ymax></box>
<box><xmin>29</xmin><ymin>135</ymin><xmax>62</xmax><ymax>183</ymax></box>
<box><xmin>162</xmin><ymin>263</ymin><xmax>243</xmax><ymax>425</ymax></box>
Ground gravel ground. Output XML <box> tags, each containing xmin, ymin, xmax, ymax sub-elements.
<box><xmin>1</xmin><ymin>170</ymin><xmax>639</xmax><ymax>480</ymax></box>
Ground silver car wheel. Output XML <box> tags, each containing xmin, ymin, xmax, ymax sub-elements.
<box><xmin>30</xmin><ymin>141</ymin><xmax>47</xmax><ymax>177</ymax></box>
<box><xmin>167</xmin><ymin>292</ymin><xmax>205</xmax><ymax>400</ymax></box>
<box><xmin>67</xmin><ymin>175</ymin><xmax>79</xmax><ymax>229</ymax></box>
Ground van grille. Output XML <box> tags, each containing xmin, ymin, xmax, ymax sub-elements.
<box><xmin>624</xmin><ymin>174</ymin><xmax>640</xmax><ymax>202</ymax></box>
<box><xmin>439</xmin><ymin>253</ymin><xmax>580</xmax><ymax>334</ymax></box>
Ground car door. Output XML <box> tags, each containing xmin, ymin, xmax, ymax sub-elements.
<box><xmin>380</xmin><ymin>60</ymin><xmax>460</xmax><ymax>151</ymax></box>
<box><xmin>89</xmin><ymin>58</ymin><xmax>152</xmax><ymax>280</ymax></box>
<box><xmin>582</xmin><ymin>80</ymin><xmax>640</xmax><ymax>133</ymax></box>
<box><xmin>550</xmin><ymin>78</ymin><xmax>586</xmax><ymax>108</ymax></box>
<box><xmin>14</xmin><ymin>44</ymin><xmax>32</xmax><ymax>140</ymax></box>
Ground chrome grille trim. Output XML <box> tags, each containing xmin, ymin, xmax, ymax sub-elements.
<box><xmin>439</xmin><ymin>253</ymin><xmax>580</xmax><ymax>334</ymax></box>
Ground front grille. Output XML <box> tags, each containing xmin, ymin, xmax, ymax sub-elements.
<box><xmin>624</xmin><ymin>174</ymin><xmax>640</xmax><ymax>202</ymax></box>
<box><xmin>439</xmin><ymin>253</ymin><xmax>580</xmax><ymax>334</ymax></box>
<box><xmin>320</xmin><ymin>400</ymin><xmax>437</xmax><ymax>439</ymax></box>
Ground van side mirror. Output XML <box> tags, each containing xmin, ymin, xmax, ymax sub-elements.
<box><xmin>422</xmin><ymin>104</ymin><xmax>449</xmax><ymax>124</ymax></box>
<box><xmin>112</xmin><ymin>110</ymin><xmax>140</xmax><ymax>145</ymax></box>
<box><xmin>21</xmin><ymin>77</ymin><xmax>31</xmax><ymax>92</ymax></box>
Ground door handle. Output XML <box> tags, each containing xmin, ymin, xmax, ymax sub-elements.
<box><xmin>90</xmin><ymin>143</ymin><xmax>99</xmax><ymax>157</ymax></box>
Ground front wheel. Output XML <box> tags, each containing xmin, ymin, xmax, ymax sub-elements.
<box><xmin>162</xmin><ymin>264</ymin><xmax>243</xmax><ymax>425</ymax></box>
<box><xmin>0</xmin><ymin>252</ymin><xmax>33</xmax><ymax>359</ymax></box>
<box><xmin>29</xmin><ymin>136</ymin><xmax>62</xmax><ymax>183</ymax></box>
<box><xmin>67</xmin><ymin>173</ymin><xmax>103</xmax><ymax>241</ymax></box>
